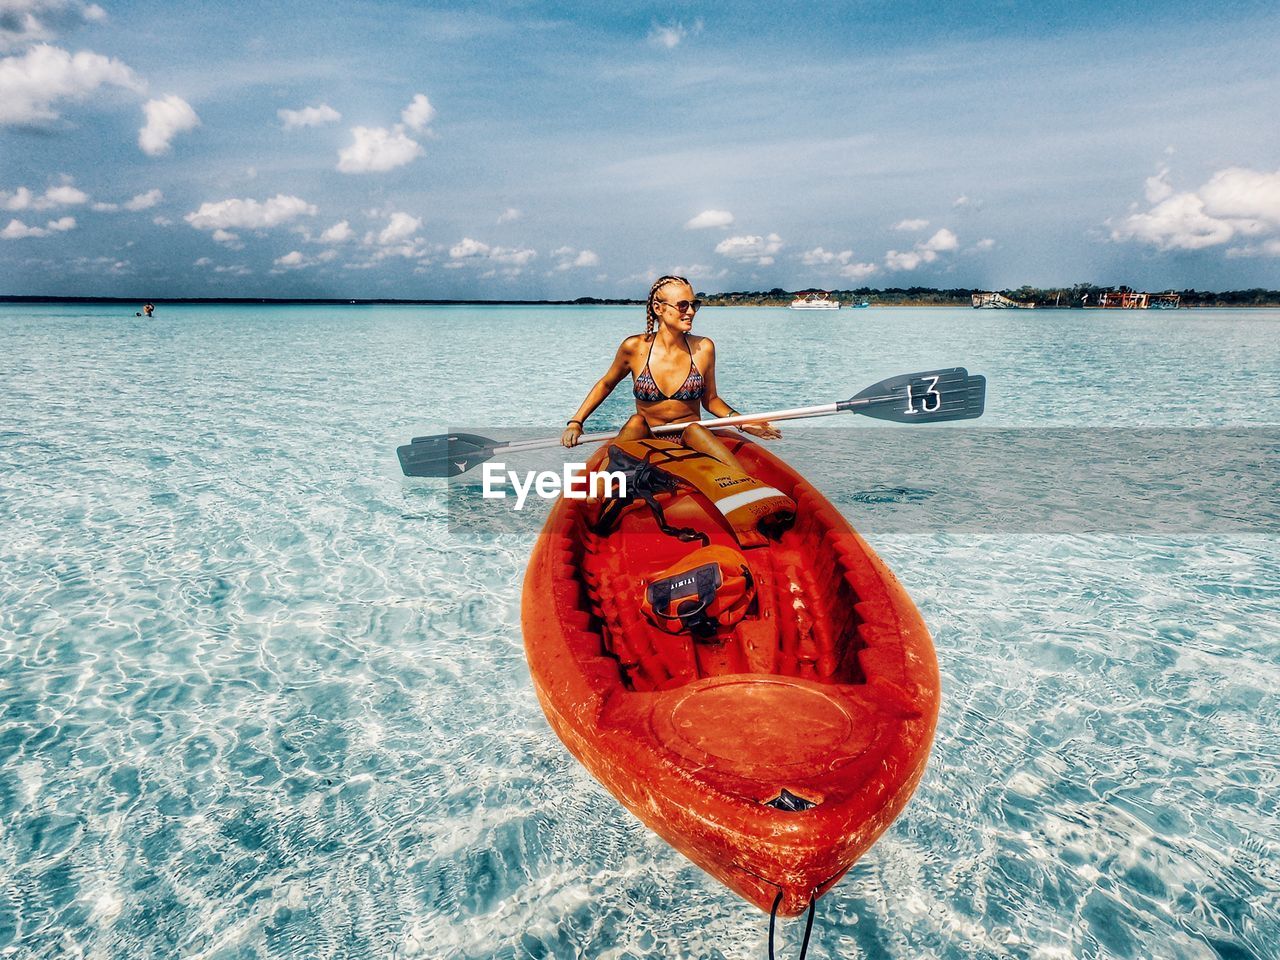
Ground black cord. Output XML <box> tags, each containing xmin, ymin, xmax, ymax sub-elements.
<box><xmin>768</xmin><ymin>892</ymin><xmax>817</xmax><ymax>960</ymax></box>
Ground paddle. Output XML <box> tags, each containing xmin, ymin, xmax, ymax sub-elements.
<box><xmin>397</xmin><ymin>367</ymin><xmax>986</xmax><ymax>478</ymax></box>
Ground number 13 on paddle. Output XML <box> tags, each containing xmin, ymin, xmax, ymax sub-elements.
<box><xmin>836</xmin><ymin>367</ymin><xmax>985</xmax><ymax>424</ymax></box>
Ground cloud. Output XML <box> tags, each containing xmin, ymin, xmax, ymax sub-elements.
<box><xmin>337</xmin><ymin>124</ymin><xmax>423</xmax><ymax>173</ymax></box>
<box><xmin>497</xmin><ymin>207</ymin><xmax>521</xmax><ymax>224</ymax></box>
<box><xmin>972</xmin><ymin>237</ymin><xmax>996</xmax><ymax>251</ymax></box>
<box><xmin>278</xmin><ymin>103</ymin><xmax>340</xmax><ymax>129</ymax></box>
<box><xmin>0</xmin><ymin>1</ymin><xmax>107</xmax><ymax>52</ymax></box>
<box><xmin>552</xmin><ymin>246</ymin><xmax>599</xmax><ymax>270</ymax></box>
<box><xmin>685</xmin><ymin>209</ymin><xmax>734</xmax><ymax>230</ymax></box>
<box><xmin>95</xmin><ymin>187</ymin><xmax>162</xmax><ymax>212</ymax></box>
<box><xmin>211</xmin><ymin>228</ymin><xmax>240</xmax><ymax>246</ymax></box>
<box><xmin>648</xmin><ymin>19</ymin><xmax>701</xmax><ymax>49</ymax></box>
<box><xmin>2</xmin><ymin>180</ymin><xmax>87</xmax><ymax>210</ymax></box>
<box><xmin>124</xmin><ymin>187</ymin><xmax>161</xmax><ymax>210</ymax></box>
<box><xmin>375</xmin><ymin>211</ymin><xmax>421</xmax><ymax>246</ymax></box>
<box><xmin>800</xmin><ymin>246</ymin><xmax>853</xmax><ymax>266</ymax></box>
<box><xmin>319</xmin><ymin>220</ymin><xmax>352</xmax><ymax>243</ymax></box>
<box><xmin>1</xmin><ymin>214</ymin><xmax>75</xmax><ymax>238</ymax></box>
<box><xmin>884</xmin><ymin>228</ymin><xmax>959</xmax><ymax>271</ymax></box>
<box><xmin>714</xmin><ymin>232</ymin><xmax>782</xmax><ymax>266</ymax></box>
<box><xmin>138</xmin><ymin>94</ymin><xmax>199</xmax><ymax>155</ymax></box>
<box><xmin>447</xmin><ymin>237</ymin><xmax>536</xmax><ymax>270</ymax></box>
<box><xmin>400</xmin><ymin>93</ymin><xmax>436</xmax><ymax>131</ymax></box>
<box><xmin>273</xmin><ymin>249</ymin><xmax>338</xmax><ymax>271</ymax></box>
<box><xmin>922</xmin><ymin>227</ymin><xmax>958</xmax><ymax>252</ymax></box>
<box><xmin>1144</xmin><ymin>167</ymin><xmax>1174</xmax><ymax>204</ymax></box>
<box><xmin>185</xmin><ymin>194</ymin><xmax>316</xmax><ymax>231</ymax></box>
<box><xmin>839</xmin><ymin>261</ymin><xmax>879</xmax><ymax>280</ymax></box>
<box><xmin>0</xmin><ymin>43</ymin><xmax>141</xmax><ymax>124</ymax></box>
<box><xmin>953</xmin><ymin>195</ymin><xmax>981</xmax><ymax>209</ymax></box>
<box><xmin>893</xmin><ymin>218</ymin><xmax>929</xmax><ymax>231</ymax></box>
<box><xmin>1111</xmin><ymin>166</ymin><xmax>1280</xmax><ymax>252</ymax></box>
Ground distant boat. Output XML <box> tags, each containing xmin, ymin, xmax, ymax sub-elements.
<box><xmin>972</xmin><ymin>292</ymin><xmax>1036</xmax><ymax>309</ymax></box>
<box><xmin>850</xmin><ymin>300</ymin><xmax>870</xmax><ymax>308</ymax></box>
<box><xmin>789</xmin><ymin>291</ymin><xmax>841</xmax><ymax>310</ymax></box>
<box><xmin>1098</xmin><ymin>291</ymin><xmax>1181</xmax><ymax>309</ymax></box>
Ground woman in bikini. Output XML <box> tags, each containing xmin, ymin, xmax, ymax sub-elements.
<box><xmin>560</xmin><ymin>275</ymin><xmax>780</xmax><ymax>465</ymax></box>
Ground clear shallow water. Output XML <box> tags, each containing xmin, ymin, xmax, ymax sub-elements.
<box><xmin>1</xmin><ymin>303</ymin><xmax>1277</xmax><ymax>959</ymax></box>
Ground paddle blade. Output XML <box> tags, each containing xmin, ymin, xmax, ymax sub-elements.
<box><xmin>397</xmin><ymin>432</ymin><xmax>499</xmax><ymax>477</ymax></box>
<box><xmin>840</xmin><ymin>368</ymin><xmax>986</xmax><ymax>423</ymax></box>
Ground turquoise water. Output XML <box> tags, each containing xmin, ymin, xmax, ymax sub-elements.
<box><xmin>1</xmin><ymin>303</ymin><xmax>1277</xmax><ymax>959</ymax></box>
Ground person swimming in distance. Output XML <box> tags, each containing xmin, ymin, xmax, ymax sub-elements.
<box><xmin>143</xmin><ymin>302</ymin><xmax>155</xmax><ymax>318</ymax></box>
<box><xmin>561</xmin><ymin>275</ymin><xmax>779</xmax><ymax>468</ymax></box>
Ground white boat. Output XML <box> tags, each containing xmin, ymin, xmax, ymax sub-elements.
<box><xmin>789</xmin><ymin>291</ymin><xmax>841</xmax><ymax>310</ymax></box>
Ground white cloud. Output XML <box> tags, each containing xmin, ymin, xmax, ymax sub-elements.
<box><xmin>376</xmin><ymin>211</ymin><xmax>421</xmax><ymax>246</ymax></box>
<box><xmin>972</xmin><ymin>237</ymin><xmax>996</xmax><ymax>251</ymax></box>
<box><xmin>553</xmin><ymin>246</ymin><xmax>599</xmax><ymax>270</ymax></box>
<box><xmin>194</xmin><ymin>256</ymin><xmax>212</xmax><ymax>266</ymax></box>
<box><xmin>893</xmin><ymin>218</ymin><xmax>929</xmax><ymax>231</ymax></box>
<box><xmin>2</xmin><ymin>180</ymin><xmax>86</xmax><ymax>210</ymax></box>
<box><xmin>96</xmin><ymin>187</ymin><xmax>162</xmax><ymax>212</ymax></box>
<box><xmin>273</xmin><ymin>250</ymin><xmax>308</xmax><ymax>269</ymax></box>
<box><xmin>337</xmin><ymin>125</ymin><xmax>423</xmax><ymax>173</ymax></box>
<box><xmin>497</xmin><ymin>207</ymin><xmax>521</xmax><ymax>224</ymax></box>
<box><xmin>953</xmin><ymin>195</ymin><xmax>981</xmax><ymax>209</ymax></box>
<box><xmin>922</xmin><ymin>227</ymin><xmax>958</xmax><ymax>253</ymax></box>
<box><xmin>138</xmin><ymin>94</ymin><xmax>199</xmax><ymax>155</ymax></box>
<box><xmin>0</xmin><ymin>1</ymin><xmax>108</xmax><ymax>52</ymax></box>
<box><xmin>278</xmin><ymin>103</ymin><xmax>340</xmax><ymax>129</ymax></box>
<box><xmin>211</xmin><ymin>228</ymin><xmax>240</xmax><ymax>246</ymax></box>
<box><xmin>0</xmin><ymin>43</ymin><xmax>141</xmax><ymax>124</ymax></box>
<box><xmin>185</xmin><ymin>194</ymin><xmax>316</xmax><ymax>231</ymax></box>
<box><xmin>124</xmin><ymin>187</ymin><xmax>161</xmax><ymax>210</ymax></box>
<box><xmin>839</xmin><ymin>261</ymin><xmax>879</xmax><ymax>280</ymax></box>
<box><xmin>1113</xmin><ymin>166</ymin><xmax>1280</xmax><ymax>252</ymax></box>
<box><xmin>648</xmin><ymin>19</ymin><xmax>701</xmax><ymax>49</ymax></box>
<box><xmin>800</xmin><ymin>246</ymin><xmax>853</xmax><ymax>266</ymax></box>
<box><xmin>884</xmin><ymin>228</ymin><xmax>959</xmax><ymax>271</ymax></box>
<box><xmin>714</xmin><ymin>232</ymin><xmax>782</xmax><ymax>266</ymax></box>
<box><xmin>319</xmin><ymin>220</ymin><xmax>352</xmax><ymax>243</ymax></box>
<box><xmin>1144</xmin><ymin>167</ymin><xmax>1174</xmax><ymax>204</ymax></box>
<box><xmin>1</xmin><ymin>214</ymin><xmax>75</xmax><ymax>238</ymax></box>
<box><xmin>448</xmin><ymin>236</ymin><xmax>536</xmax><ymax>270</ymax></box>
<box><xmin>400</xmin><ymin>93</ymin><xmax>435</xmax><ymax>131</ymax></box>
<box><xmin>1225</xmin><ymin>238</ymin><xmax>1280</xmax><ymax>258</ymax></box>
<box><xmin>1198</xmin><ymin>167</ymin><xmax>1280</xmax><ymax>225</ymax></box>
<box><xmin>685</xmin><ymin>209</ymin><xmax>734</xmax><ymax>230</ymax></box>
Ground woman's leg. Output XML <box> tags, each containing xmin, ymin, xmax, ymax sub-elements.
<box><xmin>615</xmin><ymin>413</ymin><xmax>652</xmax><ymax>443</ymax></box>
<box><xmin>680</xmin><ymin>423</ymin><xmax>745</xmax><ymax>471</ymax></box>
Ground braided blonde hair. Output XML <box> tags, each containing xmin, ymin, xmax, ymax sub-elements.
<box><xmin>644</xmin><ymin>274</ymin><xmax>690</xmax><ymax>339</ymax></box>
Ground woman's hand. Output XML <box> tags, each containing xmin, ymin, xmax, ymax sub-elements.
<box><xmin>561</xmin><ymin>424</ymin><xmax>583</xmax><ymax>447</ymax></box>
<box><xmin>739</xmin><ymin>420</ymin><xmax>781</xmax><ymax>440</ymax></box>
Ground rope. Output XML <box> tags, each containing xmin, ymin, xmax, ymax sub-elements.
<box><xmin>768</xmin><ymin>892</ymin><xmax>816</xmax><ymax>960</ymax></box>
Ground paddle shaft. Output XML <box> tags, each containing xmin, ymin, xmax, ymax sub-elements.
<box><xmin>479</xmin><ymin>396</ymin><xmax>901</xmax><ymax>458</ymax></box>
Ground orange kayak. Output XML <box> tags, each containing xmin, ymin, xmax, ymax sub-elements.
<box><xmin>521</xmin><ymin>436</ymin><xmax>940</xmax><ymax>916</ymax></box>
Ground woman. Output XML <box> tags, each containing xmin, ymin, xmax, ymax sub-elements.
<box><xmin>561</xmin><ymin>276</ymin><xmax>779</xmax><ymax>466</ymax></box>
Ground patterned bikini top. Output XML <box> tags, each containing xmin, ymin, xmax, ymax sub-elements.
<box><xmin>633</xmin><ymin>335</ymin><xmax>705</xmax><ymax>402</ymax></box>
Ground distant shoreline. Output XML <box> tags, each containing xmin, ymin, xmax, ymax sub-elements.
<box><xmin>4</xmin><ymin>293</ymin><xmax>1279</xmax><ymax>308</ymax></box>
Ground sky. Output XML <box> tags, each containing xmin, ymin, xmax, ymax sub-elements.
<box><xmin>2</xmin><ymin>0</ymin><xmax>1279</xmax><ymax>298</ymax></box>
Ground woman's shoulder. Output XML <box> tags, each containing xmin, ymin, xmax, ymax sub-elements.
<box><xmin>689</xmin><ymin>333</ymin><xmax>715</xmax><ymax>353</ymax></box>
<box><xmin>618</xmin><ymin>333</ymin><xmax>647</xmax><ymax>353</ymax></box>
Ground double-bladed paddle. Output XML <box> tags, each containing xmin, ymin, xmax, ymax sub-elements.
<box><xmin>397</xmin><ymin>367</ymin><xmax>986</xmax><ymax>478</ymax></box>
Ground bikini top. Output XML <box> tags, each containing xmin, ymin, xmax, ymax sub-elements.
<box><xmin>633</xmin><ymin>335</ymin><xmax>705</xmax><ymax>402</ymax></box>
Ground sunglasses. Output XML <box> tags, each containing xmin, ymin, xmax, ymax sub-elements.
<box><xmin>657</xmin><ymin>298</ymin><xmax>702</xmax><ymax>313</ymax></box>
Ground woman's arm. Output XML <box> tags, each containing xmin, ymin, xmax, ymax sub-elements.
<box><xmin>699</xmin><ymin>339</ymin><xmax>781</xmax><ymax>439</ymax></box>
<box><xmin>561</xmin><ymin>338</ymin><xmax>636</xmax><ymax>446</ymax></box>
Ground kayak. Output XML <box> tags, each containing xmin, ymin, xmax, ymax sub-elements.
<box><xmin>521</xmin><ymin>434</ymin><xmax>940</xmax><ymax>916</ymax></box>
